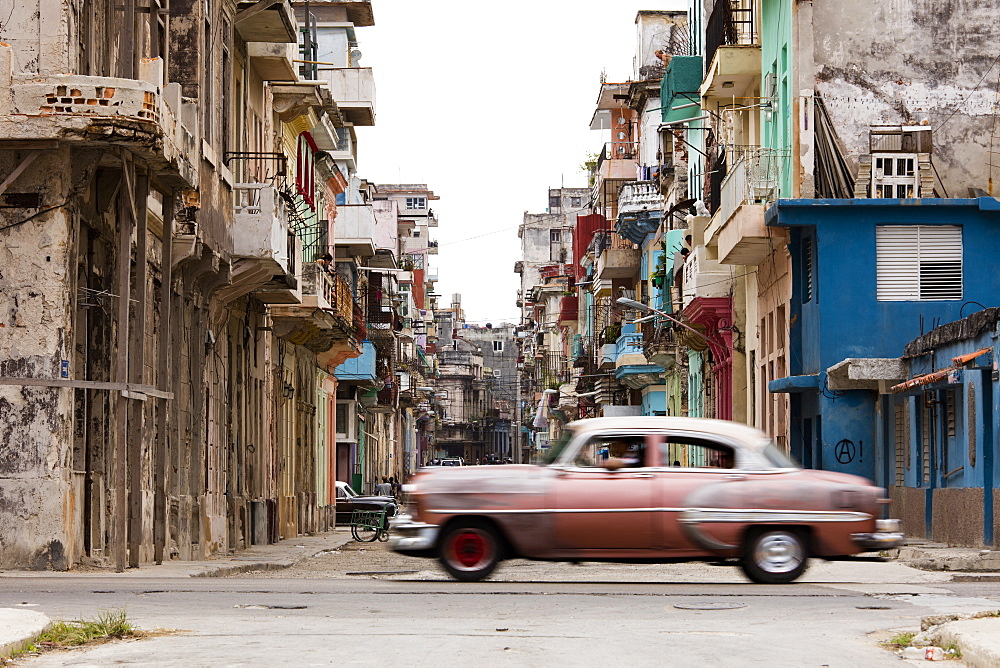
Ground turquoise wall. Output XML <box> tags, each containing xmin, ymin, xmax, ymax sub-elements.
<box><xmin>761</xmin><ymin>0</ymin><xmax>793</xmax><ymax>196</ymax></box>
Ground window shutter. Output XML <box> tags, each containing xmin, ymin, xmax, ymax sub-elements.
<box><xmin>876</xmin><ymin>225</ymin><xmax>962</xmax><ymax>301</ymax></box>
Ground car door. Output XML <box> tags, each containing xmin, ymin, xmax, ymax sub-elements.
<box><xmin>654</xmin><ymin>433</ymin><xmax>746</xmax><ymax>552</ymax></box>
<box><xmin>334</xmin><ymin>484</ymin><xmax>354</xmax><ymax>525</ymax></box>
<box><xmin>550</xmin><ymin>433</ymin><xmax>659</xmax><ymax>551</ymax></box>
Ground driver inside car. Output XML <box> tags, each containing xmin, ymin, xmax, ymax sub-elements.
<box><xmin>608</xmin><ymin>440</ymin><xmax>644</xmax><ymax>467</ymax></box>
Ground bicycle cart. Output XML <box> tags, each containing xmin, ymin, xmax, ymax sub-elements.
<box><xmin>350</xmin><ymin>508</ymin><xmax>389</xmax><ymax>542</ymax></box>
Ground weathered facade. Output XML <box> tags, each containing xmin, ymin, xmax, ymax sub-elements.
<box><xmin>0</xmin><ymin>0</ymin><xmax>453</xmax><ymax>570</ymax></box>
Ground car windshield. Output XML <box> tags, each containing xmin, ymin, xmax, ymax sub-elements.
<box><xmin>340</xmin><ymin>484</ymin><xmax>358</xmax><ymax>498</ymax></box>
<box><xmin>762</xmin><ymin>442</ymin><xmax>799</xmax><ymax>468</ymax></box>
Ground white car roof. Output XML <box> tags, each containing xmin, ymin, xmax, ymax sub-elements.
<box><xmin>566</xmin><ymin>416</ymin><xmax>773</xmax><ymax>452</ymax></box>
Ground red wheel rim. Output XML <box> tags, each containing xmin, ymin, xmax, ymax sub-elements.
<box><xmin>449</xmin><ymin>529</ymin><xmax>491</xmax><ymax>569</ymax></box>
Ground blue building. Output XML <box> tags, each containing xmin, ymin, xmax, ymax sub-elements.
<box><xmin>884</xmin><ymin>308</ymin><xmax>999</xmax><ymax>547</ymax></box>
<box><xmin>765</xmin><ymin>198</ymin><xmax>1000</xmax><ymax>501</ymax></box>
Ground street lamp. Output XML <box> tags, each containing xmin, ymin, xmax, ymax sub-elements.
<box><xmin>615</xmin><ymin>297</ymin><xmax>720</xmax><ymax>347</ymax></box>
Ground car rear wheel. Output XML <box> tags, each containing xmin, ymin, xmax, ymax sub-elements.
<box><xmin>741</xmin><ymin>528</ymin><xmax>808</xmax><ymax>584</ymax></box>
<box><xmin>439</xmin><ymin>519</ymin><xmax>501</xmax><ymax>582</ymax></box>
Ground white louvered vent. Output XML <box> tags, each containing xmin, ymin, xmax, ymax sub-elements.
<box><xmin>876</xmin><ymin>225</ymin><xmax>962</xmax><ymax>301</ymax></box>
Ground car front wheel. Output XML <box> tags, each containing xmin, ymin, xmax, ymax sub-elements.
<box><xmin>439</xmin><ymin>519</ymin><xmax>501</xmax><ymax>582</ymax></box>
<box><xmin>740</xmin><ymin>528</ymin><xmax>808</xmax><ymax>584</ymax></box>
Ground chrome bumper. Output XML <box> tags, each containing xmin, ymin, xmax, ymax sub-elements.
<box><xmin>389</xmin><ymin>514</ymin><xmax>439</xmax><ymax>553</ymax></box>
<box><xmin>853</xmin><ymin>519</ymin><xmax>905</xmax><ymax>550</ymax></box>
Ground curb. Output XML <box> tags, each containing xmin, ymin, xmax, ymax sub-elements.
<box><xmin>931</xmin><ymin>619</ymin><xmax>1000</xmax><ymax>668</ymax></box>
<box><xmin>193</xmin><ymin>560</ymin><xmax>296</xmax><ymax>578</ymax></box>
<box><xmin>192</xmin><ymin>535</ymin><xmax>353</xmax><ymax>577</ymax></box>
<box><xmin>0</xmin><ymin>609</ymin><xmax>50</xmax><ymax>660</ymax></box>
<box><xmin>949</xmin><ymin>573</ymin><xmax>1000</xmax><ymax>583</ymax></box>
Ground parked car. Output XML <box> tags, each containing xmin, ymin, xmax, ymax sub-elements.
<box><xmin>439</xmin><ymin>458</ymin><xmax>464</xmax><ymax>467</ymax></box>
<box><xmin>335</xmin><ymin>480</ymin><xmax>397</xmax><ymax>527</ymax></box>
<box><xmin>390</xmin><ymin>416</ymin><xmax>903</xmax><ymax>583</ymax></box>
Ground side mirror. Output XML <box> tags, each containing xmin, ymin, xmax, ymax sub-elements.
<box><xmin>604</xmin><ymin>457</ymin><xmax>625</xmax><ymax>471</ymax></box>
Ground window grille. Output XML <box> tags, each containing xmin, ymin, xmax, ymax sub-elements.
<box><xmin>921</xmin><ymin>398</ymin><xmax>931</xmax><ymax>484</ymax></box>
<box><xmin>871</xmin><ymin>154</ymin><xmax>918</xmax><ymax>198</ymax></box>
<box><xmin>876</xmin><ymin>226</ymin><xmax>962</xmax><ymax>301</ymax></box>
<box><xmin>894</xmin><ymin>402</ymin><xmax>905</xmax><ymax>485</ymax></box>
<box><xmin>802</xmin><ymin>237</ymin><xmax>813</xmax><ymax>303</ymax></box>
<box><xmin>946</xmin><ymin>389</ymin><xmax>956</xmax><ymax>437</ymax></box>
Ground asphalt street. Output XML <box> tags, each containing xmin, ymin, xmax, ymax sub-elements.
<box><xmin>2</xmin><ymin>544</ymin><xmax>999</xmax><ymax>667</ymax></box>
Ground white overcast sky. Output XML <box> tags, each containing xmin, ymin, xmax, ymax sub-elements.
<box><xmin>356</xmin><ymin>0</ymin><xmax>687</xmax><ymax>324</ymax></box>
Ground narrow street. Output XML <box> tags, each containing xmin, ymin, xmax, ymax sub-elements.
<box><xmin>3</xmin><ymin>543</ymin><xmax>999</xmax><ymax>667</ymax></box>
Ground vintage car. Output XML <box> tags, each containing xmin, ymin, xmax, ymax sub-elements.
<box><xmin>335</xmin><ymin>480</ymin><xmax>397</xmax><ymax>527</ymax></box>
<box><xmin>390</xmin><ymin>417</ymin><xmax>903</xmax><ymax>583</ymax></box>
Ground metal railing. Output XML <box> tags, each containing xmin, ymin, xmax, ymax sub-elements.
<box><xmin>596</xmin><ymin>141</ymin><xmax>640</xmax><ymax>172</ymax></box>
<box><xmin>591</xmin><ymin>230</ymin><xmax>635</xmax><ymax>258</ymax></box>
<box><xmin>718</xmin><ymin>147</ymin><xmax>788</xmax><ymax>224</ymax></box>
<box><xmin>705</xmin><ymin>0</ymin><xmax>758</xmax><ymax>69</ymax></box>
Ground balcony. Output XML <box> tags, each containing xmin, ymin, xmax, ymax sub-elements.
<box><xmin>236</xmin><ymin>0</ymin><xmax>297</xmax><ymax>43</ymax></box>
<box><xmin>595</xmin><ymin>233</ymin><xmax>639</xmax><ymax>280</ymax></box>
<box><xmin>247</xmin><ymin>41</ymin><xmax>298</xmax><ymax>81</ymax></box>
<box><xmin>301</xmin><ymin>263</ymin><xmax>354</xmax><ymax>324</ymax></box>
<box><xmin>557</xmin><ymin>295</ymin><xmax>578</xmax><ymax>324</ymax></box>
<box><xmin>427</xmin><ymin>210</ymin><xmax>439</xmax><ymax>227</ymax></box>
<box><xmin>704</xmin><ymin>0</ymin><xmax>757</xmax><ymax>74</ymax></box>
<box><xmin>616</xmin><ymin>180</ymin><xmax>664</xmax><ymax>244</ymax></box>
<box><xmin>334</xmin><ymin>204</ymin><xmax>377</xmax><ymax>258</ymax></box>
<box><xmin>270</xmin><ymin>263</ymin><xmax>361</xmax><ymax>350</ymax></box>
<box><xmin>322</xmin><ymin>68</ymin><xmax>375</xmax><ymax>126</ymax></box>
<box><xmin>615</xmin><ymin>325</ymin><xmax>664</xmax><ymax>390</ymax></box>
<box><xmin>427</xmin><ymin>240</ymin><xmax>439</xmax><ymax>255</ymax></box>
<box><xmin>704</xmin><ymin>148</ymin><xmax>789</xmax><ymax>265</ymax></box>
<box><xmin>700</xmin><ymin>45</ymin><xmax>761</xmax><ymax>100</ymax></box>
<box><xmin>0</xmin><ymin>55</ymin><xmax>198</xmax><ymax>187</ymax></box>
<box><xmin>334</xmin><ymin>341</ymin><xmax>377</xmax><ymax>383</ymax></box>
<box><xmin>595</xmin><ymin>141</ymin><xmax>639</xmax><ymax>182</ymax></box>
<box><xmin>682</xmin><ymin>245</ymin><xmax>732</xmax><ymax>307</ymax></box>
<box><xmin>233</xmin><ymin>183</ymin><xmax>292</xmax><ymax>270</ymax></box>
<box><xmin>660</xmin><ymin>56</ymin><xmax>703</xmax><ymax>123</ymax></box>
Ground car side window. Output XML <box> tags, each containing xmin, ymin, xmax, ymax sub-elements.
<box><xmin>336</xmin><ymin>486</ymin><xmax>348</xmax><ymax>500</ymax></box>
<box><xmin>661</xmin><ymin>438</ymin><xmax>735</xmax><ymax>469</ymax></box>
<box><xmin>573</xmin><ymin>436</ymin><xmax>647</xmax><ymax>468</ymax></box>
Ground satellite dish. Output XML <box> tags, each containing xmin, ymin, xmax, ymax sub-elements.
<box><xmin>350</xmin><ymin>49</ymin><xmax>363</xmax><ymax>65</ymax></box>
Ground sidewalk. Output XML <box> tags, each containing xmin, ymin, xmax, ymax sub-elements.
<box><xmin>0</xmin><ymin>529</ymin><xmax>355</xmax><ymax>658</ymax></box>
<box><xmin>891</xmin><ymin>541</ymin><xmax>1000</xmax><ymax>581</ymax></box>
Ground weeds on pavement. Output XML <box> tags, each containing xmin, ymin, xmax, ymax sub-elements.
<box><xmin>4</xmin><ymin>610</ymin><xmax>144</xmax><ymax>663</ymax></box>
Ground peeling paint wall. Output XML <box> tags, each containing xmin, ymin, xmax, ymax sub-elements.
<box><xmin>0</xmin><ymin>150</ymin><xmax>76</xmax><ymax>569</ymax></box>
<box><xmin>810</xmin><ymin>0</ymin><xmax>1000</xmax><ymax>195</ymax></box>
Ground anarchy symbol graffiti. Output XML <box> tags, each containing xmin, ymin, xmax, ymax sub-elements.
<box><xmin>835</xmin><ymin>439</ymin><xmax>856</xmax><ymax>465</ymax></box>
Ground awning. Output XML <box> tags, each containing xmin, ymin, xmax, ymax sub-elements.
<box><xmin>768</xmin><ymin>374</ymin><xmax>819</xmax><ymax>394</ymax></box>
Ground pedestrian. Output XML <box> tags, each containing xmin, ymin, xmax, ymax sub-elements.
<box><xmin>389</xmin><ymin>476</ymin><xmax>400</xmax><ymax>497</ymax></box>
<box><xmin>377</xmin><ymin>476</ymin><xmax>391</xmax><ymax>496</ymax></box>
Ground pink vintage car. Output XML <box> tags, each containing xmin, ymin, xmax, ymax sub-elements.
<box><xmin>390</xmin><ymin>417</ymin><xmax>904</xmax><ymax>583</ymax></box>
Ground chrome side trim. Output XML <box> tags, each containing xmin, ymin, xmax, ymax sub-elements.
<box><xmin>425</xmin><ymin>507</ymin><xmax>872</xmax><ymax>521</ymax></box>
<box><xmin>425</xmin><ymin>507</ymin><xmax>686</xmax><ymax>515</ymax></box>
<box><xmin>680</xmin><ymin>509</ymin><xmax>871</xmax><ymax>524</ymax></box>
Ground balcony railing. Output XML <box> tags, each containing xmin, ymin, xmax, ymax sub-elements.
<box><xmin>617</xmin><ymin>180</ymin><xmax>663</xmax><ymax>215</ymax></box>
<box><xmin>321</xmin><ymin>67</ymin><xmax>375</xmax><ymax>126</ymax></box>
<box><xmin>233</xmin><ymin>183</ymin><xmax>293</xmax><ymax>275</ymax></box>
<box><xmin>334</xmin><ymin>204</ymin><xmax>377</xmax><ymax>257</ymax></box>
<box><xmin>590</xmin><ymin>230</ymin><xmax>635</xmax><ymax>259</ymax></box>
<box><xmin>596</xmin><ymin>141</ymin><xmax>640</xmax><ymax>173</ymax></box>
<box><xmin>718</xmin><ymin>147</ymin><xmax>788</xmax><ymax>225</ymax></box>
<box><xmin>705</xmin><ymin>0</ymin><xmax>757</xmax><ymax>69</ymax></box>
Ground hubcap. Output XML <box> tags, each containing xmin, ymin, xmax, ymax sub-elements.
<box><xmin>754</xmin><ymin>532</ymin><xmax>803</xmax><ymax>573</ymax></box>
<box><xmin>449</xmin><ymin>529</ymin><xmax>493</xmax><ymax>570</ymax></box>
